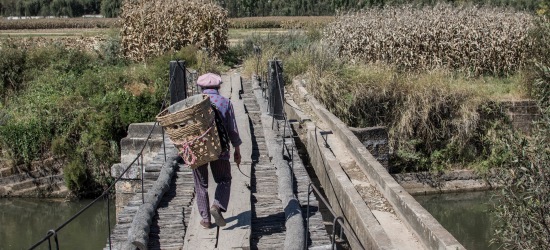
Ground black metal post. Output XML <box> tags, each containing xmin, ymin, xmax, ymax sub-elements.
<box><xmin>305</xmin><ymin>183</ymin><xmax>312</xmax><ymax>250</ymax></box>
<box><xmin>291</xmin><ymin>146</ymin><xmax>294</xmax><ymax>185</ymax></box>
<box><xmin>332</xmin><ymin>217</ymin><xmax>344</xmax><ymax>250</ymax></box>
<box><xmin>162</xmin><ymin>125</ymin><xmax>166</xmax><ymax>162</ymax></box>
<box><xmin>107</xmin><ymin>193</ymin><xmax>112</xmax><ymax>250</ymax></box>
<box><xmin>268</xmin><ymin>60</ymin><xmax>284</xmax><ymax>120</ymax></box>
<box><xmin>169</xmin><ymin>60</ymin><xmax>187</xmax><ymax>105</ymax></box>
<box><xmin>141</xmin><ymin>153</ymin><xmax>145</xmax><ymax>204</ymax></box>
<box><xmin>239</xmin><ymin>76</ymin><xmax>244</xmax><ymax>99</ymax></box>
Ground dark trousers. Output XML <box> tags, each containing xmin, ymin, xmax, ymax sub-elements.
<box><xmin>192</xmin><ymin>159</ymin><xmax>232</xmax><ymax>222</ymax></box>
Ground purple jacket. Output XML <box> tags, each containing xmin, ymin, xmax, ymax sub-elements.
<box><xmin>203</xmin><ymin>89</ymin><xmax>242</xmax><ymax>160</ymax></box>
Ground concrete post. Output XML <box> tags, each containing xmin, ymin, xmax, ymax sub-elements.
<box><xmin>111</xmin><ymin>123</ymin><xmax>164</xmax><ymax>218</ymax></box>
<box><xmin>169</xmin><ymin>60</ymin><xmax>187</xmax><ymax>104</ymax></box>
<box><xmin>268</xmin><ymin>60</ymin><xmax>285</xmax><ymax>120</ymax></box>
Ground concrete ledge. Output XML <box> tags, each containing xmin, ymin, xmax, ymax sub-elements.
<box><xmin>284</xmin><ymin>94</ymin><xmax>394</xmax><ymax>249</ymax></box>
<box><xmin>304</xmin><ymin>123</ymin><xmax>394</xmax><ymax>250</ymax></box>
<box><xmin>292</xmin><ymin>79</ymin><xmax>464</xmax><ymax>250</ymax></box>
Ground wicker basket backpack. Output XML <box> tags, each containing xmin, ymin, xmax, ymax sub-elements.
<box><xmin>156</xmin><ymin>94</ymin><xmax>222</xmax><ymax>168</ymax></box>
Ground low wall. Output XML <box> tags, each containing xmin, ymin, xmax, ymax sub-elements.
<box><xmin>501</xmin><ymin>100</ymin><xmax>540</xmax><ymax>135</ymax></box>
<box><xmin>0</xmin><ymin>157</ymin><xmax>67</xmax><ymax>198</ymax></box>
<box><xmin>303</xmin><ymin>123</ymin><xmax>394</xmax><ymax>249</ymax></box>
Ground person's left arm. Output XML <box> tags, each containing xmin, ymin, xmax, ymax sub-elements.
<box><xmin>226</xmin><ymin>102</ymin><xmax>242</xmax><ymax>164</ymax></box>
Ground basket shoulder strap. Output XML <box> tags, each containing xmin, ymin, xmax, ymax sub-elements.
<box><xmin>211</xmin><ymin>103</ymin><xmax>231</xmax><ymax>152</ymax></box>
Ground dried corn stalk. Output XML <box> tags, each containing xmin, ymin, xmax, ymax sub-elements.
<box><xmin>121</xmin><ymin>0</ymin><xmax>228</xmax><ymax>62</ymax></box>
<box><xmin>323</xmin><ymin>4</ymin><xmax>535</xmax><ymax>76</ymax></box>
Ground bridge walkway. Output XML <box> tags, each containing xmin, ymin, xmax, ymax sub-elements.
<box><xmin>107</xmin><ymin>71</ymin><xmax>331</xmax><ymax>249</ymax></box>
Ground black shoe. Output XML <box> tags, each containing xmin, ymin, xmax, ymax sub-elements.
<box><xmin>210</xmin><ymin>205</ymin><xmax>226</xmax><ymax>227</ymax></box>
<box><xmin>200</xmin><ymin>220</ymin><xmax>212</xmax><ymax>229</ymax></box>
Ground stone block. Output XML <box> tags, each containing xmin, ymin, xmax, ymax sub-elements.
<box><xmin>349</xmin><ymin>126</ymin><xmax>390</xmax><ymax>171</ymax></box>
<box><xmin>127</xmin><ymin>122</ymin><xmax>163</xmax><ymax>139</ymax></box>
<box><xmin>111</xmin><ymin>163</ymin><xmax>142</xmax><ymax>179</ymax></box>
<box><xmin>115</xmin><ymin>180</ymin><xmax>142</xmax><ymax>216</ymax></box>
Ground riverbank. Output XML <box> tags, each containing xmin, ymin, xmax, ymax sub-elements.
<box><xmin>392</xmin><ymin>169</ymin><xmax>500</xmax><ymax>195</ymax></box>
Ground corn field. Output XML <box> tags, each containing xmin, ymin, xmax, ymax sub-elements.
<box><xmin>323</xmin><ymin>4</ymin><xmax>535</xmax><ymax>76</ymax></box>
<box><xmin>121</xmin><ymin>0</ymin><xmax>228</xmax><ymax>62</ymax></box>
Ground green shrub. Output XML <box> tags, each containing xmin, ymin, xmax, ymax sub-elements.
<box><xmin>99</xmin><ymin>33</ymin><xmax>125</xmax><ymax>66</ymax></box>
<box><xmin>0</xmin><ymin>45</ymin><xmax>27</xmax><ymax>98</ymax></box>
<box><xmin>64</xmin><ymin>157</ymin><xmax>88</xmax><ymax>193</ymax></box>
<box><xmin>531</xmin><ymin>63</ymin><xmax>550</xmax><ymax>110</ymax></box>
<box><xmin>492</xmin><ymin>101</ymin><xmax>550</xmax><ymax>248</ymax></box>
<box><xmin>307</xmin><ymin>64</ymin><xmax>517</xmax><ymax>172</ymax></box>
<box><xmin>0</xmin><ymin>118</ymin><xmax>51</xmax><ymax>166</ymax></box>
<box><xmin>0</xmin><ymin>43</ymin><xmax>208</xmax><ymax>196</ymax></box>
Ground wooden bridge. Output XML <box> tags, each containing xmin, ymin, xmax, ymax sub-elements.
<box><xmin>106</xmin><ymin>70</ymin><xmax>465</xmax><ymax>249</ymax></box>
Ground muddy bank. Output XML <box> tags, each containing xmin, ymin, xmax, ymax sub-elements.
<box><xmin>392</xmin><ymin>169</ymin><xmax>499</xmax><ymax>195</ymax></box>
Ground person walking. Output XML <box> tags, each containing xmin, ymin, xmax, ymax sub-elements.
<box><xmin>193</xmin><ymin>73</ymin><xmax>242</xmax><ymax>229</ymax></box>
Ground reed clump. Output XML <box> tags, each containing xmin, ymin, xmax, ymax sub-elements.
<box><xmin>120</xmin><ymin>0</ymin><xmax>228</xmax><ymax>62</ymax></box>
<box><xmin>323</xmin><ymin>4</ymin><xmax>535</xmax><ymax>76</ymax></box>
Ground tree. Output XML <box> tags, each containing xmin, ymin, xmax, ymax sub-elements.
<box><xmin>100</xmin><ymin>0</ymin><xmax>121</xmax><ymax>17</ymax></box>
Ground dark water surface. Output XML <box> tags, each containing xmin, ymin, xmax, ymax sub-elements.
<box><xmin>0</xmin><ymin>198</ymin><xmax>115</xmax><ymax>250</ymax></box>
<box><xmin>415</xmin><ymin>191</ymin><xmax>499</xmax><ymax>250</ymax></box>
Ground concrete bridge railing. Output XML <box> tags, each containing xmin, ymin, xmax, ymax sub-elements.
<box><xmin>286</xmin><ymin>78</ymin><xmax>465</xmax><ymax>250</ymax></box>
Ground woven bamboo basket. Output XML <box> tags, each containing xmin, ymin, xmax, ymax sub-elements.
<box><xmin>156</xmin><ymin>94</ymin><xmax>221</xmax><ymax>169</ymax></box>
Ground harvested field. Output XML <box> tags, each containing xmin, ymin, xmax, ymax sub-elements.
<box><xmin>229</xmin><ymin>16</ymin><xmax>334</xmax><ymax>29</ymax></box>
<box><xmin>0</xmin><ymin>18</ymin><xmax>119</xmax><ymax>30</ymax></box>
<box><xmin>0</xmin><ymin>28</ymin><xmax>109</xmax><ymax>37</ymax></box>
<box><xmin>0</xmin><ymin>28</ymin><xmax>111</xmax><ymax>51</ymax></box>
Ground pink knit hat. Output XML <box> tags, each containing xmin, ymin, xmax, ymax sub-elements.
<box><xmin>197</xmin><ymin>73</ymin><xmax>222</xmax><ymax>88</ymax></box>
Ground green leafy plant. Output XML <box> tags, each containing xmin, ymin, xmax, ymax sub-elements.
<box><xmin>491</xmin><ymin>114</ymin><xmax>550</xmax><ymax>249</ymax></box>
<box><xmin>492</xmin><ymin>61</ymin><xmax>550</xmax><ymax>248</ymax></box>
<box><xmin>0</xmin><ymin>41</ymin><xmax>208</xmax><ymax>197</ymax></box>
<box><xmin>0</xmin><ymin>44</ymin><xmax>27</xmax><ymax>98</ymax></box>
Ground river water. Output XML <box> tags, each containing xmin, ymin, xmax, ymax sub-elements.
<box><xmin>0</xmin><ymin>198</ymin><xmax>115</xmax><ymax>250</ymax></box>
<box><xmin>1</xmin><ymin>192</ymin><xmax>497</xmax><ymax>249</ymax></box>
<box><xmin>415</xmin><ymin>191</ymin><xmax>499</xmax><ymax>250</ymax></box>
